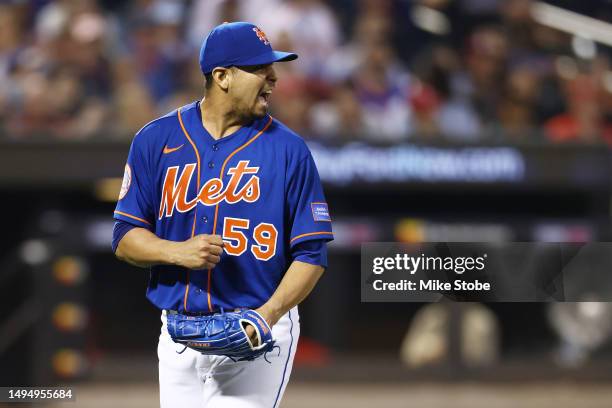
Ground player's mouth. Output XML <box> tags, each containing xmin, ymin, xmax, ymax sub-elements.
<box><xmin>258</xmin><ymin>90</ymin><xmax>272</xmax><ymax>107</ymax></box>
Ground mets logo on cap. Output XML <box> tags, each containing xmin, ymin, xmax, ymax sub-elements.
<box><xmin>253</xmin><ymin>27</ymin><xmax>270</xmax><ymax>45</ymax></box>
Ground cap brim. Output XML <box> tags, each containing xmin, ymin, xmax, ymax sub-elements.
<box><xmin>236</xmin><ymin>50</ymin><xmax>298</xmax><ymax>67</ymax></box>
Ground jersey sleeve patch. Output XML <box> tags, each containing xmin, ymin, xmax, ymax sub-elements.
<box><xmin>118</xmin><ymin>164</ymin><xmax>132</xmax><ymax>200</ymax></box>
<box><xmin>311</xmin><ymin>202</ymin><xmax>331</xmax><ymax>222</ymax></box>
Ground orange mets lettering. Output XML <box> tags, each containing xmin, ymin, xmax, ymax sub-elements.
<box><xmin>226</xmin><ymin>161</ymin><xmax>260</xmax><ymax>202</ymax></box>
<box><xmin>253</xmin><ymin>27</ymin><xmax>270</xmax><ymax>45</ymax></box>
<box><xmin>159</xmin><ymin>164</ymin><xmax>197</xmax><ymax>218</ymax></box>
<box><xmin>159</xmin><ymin>160</ymin><xmax>261</xmax><ymax>219</ymax></box>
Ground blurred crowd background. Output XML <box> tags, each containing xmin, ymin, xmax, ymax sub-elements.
<box><xmin>2</xmin><ymin>0</ymin><xmax>612</xmax><ymax>143</ymax></box>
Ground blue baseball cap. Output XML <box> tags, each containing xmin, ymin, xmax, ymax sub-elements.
<box><xmin>199</xmin><ymin>22</ymin><xmax>298</xmax><ymax>75</ymax></box>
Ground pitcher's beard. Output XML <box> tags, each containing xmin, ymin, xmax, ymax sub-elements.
<box><xmin>241</xmin><ymin>106</ymin><xmax>268</xmax><ymax>122</ymax></box>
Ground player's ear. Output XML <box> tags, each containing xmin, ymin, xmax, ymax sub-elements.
<box><xmin>211</xmin><ymin>67</ymin><xmax>231</xmax><ymax>92</ymax></box>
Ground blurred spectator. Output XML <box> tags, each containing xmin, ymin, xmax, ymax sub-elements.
<box><xmin>413</xmin><ymin>45</ymin><xmax>482</xmax><ymax>140</ymax></box>
<box><xmin>158</xmin><ymin>61</ymin><xmax>206</xmax><ymax>115</ymax></box>
<box><xmin>270</xmin><ymin>75</ymin><xmax>313</xmax><ymax>136</ymax></box>
<box><xmin>545</xmin><ymin>58</ymin><xmax>612</xmax><ymax>143</ymax></box>
<box><xmin>465</xmin><ymin>25</ymin><xmax>509</xmax><ymax>127</ymax></box>
<box><xmin>494</xmin><ymin>64</ymin><xmax>540</xmax><ymax>139</ymax></box>
<box><xmin>255</xmin><ymin>0</ymin><xmax>342</xmax><ymax>77</ymax></box>
<box><xmin>267</xmin><ymin>31</ymin><xmax>320</xmax><ymax>136</ymax></box>
<box><xmin>322</xmin><ymin>13</ymin><xmax>392</xmax><ymax>83</ymax></box>
<box><xmin>187</xmin><ymin>0</ymin><xmax>281</xmax><ymax>49</ymax></box>
<box><xmin>113</xmin><ymin>80</ymin><xmax>157</xmax><ymax>136</ymax></box>
<box><xmin>409</xmin><ymin>80</ymin><xmax>441</xmax><ymax>137</ymax></box>
<box><xmin>310</xmin><ymin>81</ymin><xmax>366</xmax><ymax>141</ymax></box>
<box><xmin>351</xmin><ymin>41</ymin><xmax>412</xmax><ymax>142</ymax></box>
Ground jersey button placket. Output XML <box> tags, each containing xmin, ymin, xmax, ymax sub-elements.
<box><xmin>204</xmin><ymin>143</ymin><xmax>218</xmax><ymax>306</ymax></box>
<box><xmin>202</xmin><ymin>146</ymin><xmax>215</xmax><ymax>228</ymax></box>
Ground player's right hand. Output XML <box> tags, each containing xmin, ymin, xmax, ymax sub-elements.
<box><xmin>174</xmin><ymin>234</ymin><xmax>224</xmax><ymax>270</ymax></box>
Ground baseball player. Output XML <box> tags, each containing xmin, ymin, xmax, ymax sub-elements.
<box><xmin>112</xmin><ymin>22</ymin><xmax>333</xmax><ymax>408</ymax></box>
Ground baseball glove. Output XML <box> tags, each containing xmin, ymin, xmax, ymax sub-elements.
<box><xmin>166</xmin><ymin>309</ymin><xmax>276</xmax><ymax>361</ymax></box>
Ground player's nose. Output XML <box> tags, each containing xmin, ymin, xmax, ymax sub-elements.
<box><xmin>266</xmin><ymin>65</ymin><xmax>277</xmax><ymax>87</ymax></box>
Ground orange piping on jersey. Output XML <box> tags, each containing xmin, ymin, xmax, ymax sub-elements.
<box><xmin>178</xmin><ymin>108</ymin><xmax>202</xmax><ymax>312</ymax></box>
<box><xmin>208</xmin><ymin>115</ymin><xmax>273</xmax><ymax>312</ymax></box>
<box><xmin>290</xmin><ymin>231</ymin><xmax>334</xmax><ymax>244</ymax></box>
<box><xmin>114</xmin><ymin>211</ymin><xmax>151</xmax><ymax>225</ymax></box>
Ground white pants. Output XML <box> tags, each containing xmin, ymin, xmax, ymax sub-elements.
<box><xmin>158</xmin><ymin>307</ymin><xmax>300</xmax><ymax>408</ymax></box>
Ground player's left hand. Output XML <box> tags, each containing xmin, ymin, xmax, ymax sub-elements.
<box><xmin>244</xmin><ymin>324</ymin><xmax>260</xmax><ymax>346</ymax></box>
<box><xmin>245</xmin><ymin>306</ymin><xmax>277</xmax><ymax>347</ymax></box>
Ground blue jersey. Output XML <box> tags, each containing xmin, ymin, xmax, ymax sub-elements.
<box><xmin>113</xmin><ymin>101</ymin><xmax>333</xmax><ymax>312</ymax></box>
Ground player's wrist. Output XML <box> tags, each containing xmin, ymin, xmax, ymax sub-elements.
<box><xmin>159</xmin><ymin>240</ymin><xmax>182</xmax><ymax>266</ymax></box>
<box><xmin>258</xmin><ymin>302</ymin><xmax>284</xmax><ymax>327</ymax></box>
